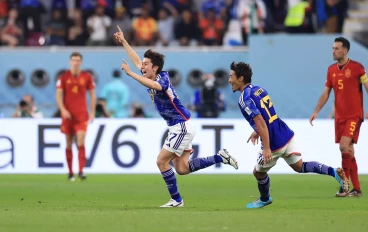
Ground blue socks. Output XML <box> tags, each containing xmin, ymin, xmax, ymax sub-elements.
<box><xmin>188</xmin><ymin>155</ymin><xmax>223</xmax><ymax>173</ymax></box>
<box><xmin>161</xmin><ymin>168</ymin><xmax>182</xmax><ymax>202</ymax></box>
<box><xmin>302</xmin><ymin>161</ymin><xmax>335</xmax><ymax>177</ymax></box>
<box><xmin>257</xmin><ymin>174</ymin><xmax>270</xmax><ymax>202</ymax></box>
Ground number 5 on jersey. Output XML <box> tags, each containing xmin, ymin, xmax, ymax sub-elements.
<box><xmin>338</xmin><ymin>79</ymin><xmax>343</xmax><ymax>89</ymax></box>
<box><xmin>260</xmin><ymin>95</ymin><xmax>278</xmax><ymax>123</ymax></box>
<box><xmin>349</xmin><ymin>122</ymin><xmax>356</xmax><ymax>136</ymax></box>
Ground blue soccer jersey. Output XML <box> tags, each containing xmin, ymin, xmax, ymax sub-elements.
<box><xmin>147</xmin><ymin>71</ymin><xmax>191</xmax><ymax>126</ymax></box>
<box><xmin>238</xmin><ymin>84</ymin><xmax>294</xmax><ymax>151</ymax></box>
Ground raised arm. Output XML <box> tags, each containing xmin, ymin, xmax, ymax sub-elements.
<box><xmin>115</xmin><ymin>25</ymin><xmax>142</xmax><ymax>70</ymax></box>
<box><xmin>121</xmin><ymin>60</ymin><xmax>162</xmax><ymax>90</ymax></box>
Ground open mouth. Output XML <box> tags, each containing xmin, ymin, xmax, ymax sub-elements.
<box><xmin>142</xmin><ymin>71</ymin><xmax>147</xmax><ymax>77</ymax></box>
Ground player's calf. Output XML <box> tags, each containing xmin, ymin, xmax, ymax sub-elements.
<box><xmin>187</xmin><ymin>148</ymin><xmax>238</xmax><ymax>173</ymax></box>
<box><xmin>297</xmin><ymin>161</ymin><xmax>349</xmax><ymax>194</ymax></box>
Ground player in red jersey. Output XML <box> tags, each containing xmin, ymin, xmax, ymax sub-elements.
<box><xmin>310</xmin><ymin>37</ymin><xmax>368</xmax><ymax>197</ymax></box>
<box><xmin>56</xmin><ymin>52</ymin><xmax>96</xmax><ymax>181</ymax></box>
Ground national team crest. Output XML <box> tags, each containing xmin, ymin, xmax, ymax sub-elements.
<box><xmin>79</xmin><ymin>79</ymin><xmax>85</xmax><ymax>85</ymax></box>
<box><xmin>345</xmin><ymin>69</ymin><xmax>351</xmax><ymax>78</ymax></box>
<box><xmin>67</xmin><ymin>79</ymin><xmax>71</xmax><ymax>84</ymax></box>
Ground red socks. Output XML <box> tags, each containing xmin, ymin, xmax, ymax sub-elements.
<box><xmin>350</xmin><ymin>157</ymin><xmax>361</xmax><ymax>191</ymax></box>
<box><xmin>341</xmin><ymin>152</ymin><xmax>351</xmax><ymax>180</ymax></box>
<box><xmin>78</xmin><ymin>146</ymin><xmax>86</xmax><ymax>174</ymax></box>
<box><xmin>66</xmin><ymin>148</ymin><xmax>73</xmax><ymax>175</ymax></box>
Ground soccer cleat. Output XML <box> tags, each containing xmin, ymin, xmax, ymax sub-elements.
<box><xmin>246</xmin><ymin>197</ymin><xmax>273</xmax><ymax>209</ymax></box>
<box><xmin>159</xmin><ymin>199</ymin><xmax>184</xmax><ymax>208</ymax></box>
<box><xmin>336</xmin><ymin>187</ymin><xmax>348</xmax><ymax>197</ymax></box>
<box><xmin>78</xmin><ymin>172</ymin><xmax>87</xmax><ymax>181</ymax></box>
<box><xmin>333</xmin><ymin>168</ymin><xmax>349</xmax><ymax>196</ymax></box>
<box><xmin>218</xmin><ymin>149</ymin><xmax>238</xmax><ymax>170</ymax></box>
<box><xmin>348</xmin><ymin>189</ymin><xmax>362</xmax><ymax>197</ymax></box>
<box><xmin>68</xmin><ymin>174</ymin><xmax>75</xmax><ymax>182</ymax></box>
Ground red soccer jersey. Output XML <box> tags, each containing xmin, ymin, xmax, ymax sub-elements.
<box><xmin>56</xmin><ymin>71</ymin><xmax>95</xmax><ymax>117</ymax></box>
<box><xmin>325</xmin><ymin>59</ymin><xmax>368</xmax><ymax>120</ymax></box>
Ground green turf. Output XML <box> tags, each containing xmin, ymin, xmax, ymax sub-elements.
<box><xmin>0</xmin><ymin>174</ymin><xmax>367</xmax><ymax>232</ymax></box>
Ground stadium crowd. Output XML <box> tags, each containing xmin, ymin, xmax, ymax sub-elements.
<box><xmin>0</xmin><ymin>0</ymin><xmax>349</xmax><ymax>47</ymax></box>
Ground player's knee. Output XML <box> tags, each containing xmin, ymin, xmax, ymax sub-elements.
<box><xmin>339</xmin><ymin>144</ymin><xmax>349</xmax><ymax>153</ymax></box>
<box><xmin>253</xmin><ymin>169</ymin><xmax>266</xmax><ymax>179</ymax></box>
<box><xmin>176</xmin><ymin>167</ymin><xmax>189</xmax><ymax>175</ymax></box>
<box><xmin>76</xmin><ymin>137</ymin><xmax>85</xmax><ymax>146</ymax></box>
<box><xmin>66</xmin><ymin>137</ymin><xmax>73</xmax><ymax>149</ymax></box>
<box><xmin>156</xmin><ymin>158</ymin><xmax>169</xmax><ymax>170</ymax></box>
<box><xmin>76</xmin><ymin>140</ymin><xmax>85</xmax><ymax>147</ymax></box>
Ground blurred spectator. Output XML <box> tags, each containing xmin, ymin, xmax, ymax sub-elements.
<box><xmin>0</xmin><ymin>8</ymin><xmax>23</xmax><ymax>46</ymax></box>
<box><xmin>87</xmin><ymin>4</ymin><xmax>111</xmax><ymax>46</ymax></box>
<box><xmin>19</xmin><ymin>0</ymin><xmax>46</xmax><ymax>39</ymax></box>
<box><xmin>50</xmin><ymin>0</ymin><xmax>68</xmax><ymax>19</ymax></box>
<box><xmin>284</xmin><ymin>0</ymin><xmax>315</xmax><ymax>34</ymax></box>
<box><xmin>200</xmin><ymin>0</ymin><xmax>226</xmax><ymax>19</ymax></box>
<box><xmin>0</xmin><ymin>0</ymin><xmax>353</xmax><ymax>48</ymax></box>
<box><xmin>108</xmin><ymin>6</ymin><xmax>131</xmax><ymax>46</ymax></box>
<box><xmin>190</xmin><ymin>73</ymin><xmax>225</xmax><ymax>118</ymax></box>
<box><xmin>199</xmin><ymin>8</ymin><xmax>224</xmax><ymax>46</ymax></box>
<box><xmin>95</xmin><ymin>98</ymin><xmax>110</xmax><ymax>118</ymax></box>
<box><xmin>0</xmin><ymin>0</ymin><xmax>8</xmax><ymax>25</ymax></box>
<box><xmin>324</xmin><ymin>0</ymin><xmax>348</xmax><ymax>33</ymax></box>
<box><xmin>157</xmin><ymin>2</ymin><xmax>178</xmax><ymax>46</ymax></box>
<box><xmin>174</xmin><ymin>9</ymin><xmax>200</xmax><ymax>46</ymax></box>
<box><xmin>263</xmin><ymin>0</ymin><xmax>288</xmax><ymax>32</ymax></box>
<box><xmin>123</xmin><ymin>0</ymin><xmax>145</xmax><ymax>18</ymax></box>
<box><xmin>161</xmin><ymin>0</ymin><xmax>192</xmax><ymax>13</ymax></box>
<box><xmin>67</xmin><ymin>9</ymin><xmax>88</xmax><ymax>45</ymax></box>
<box><xmin>238</xmin><ymin>0</ymin><xmax>267</xmax><ymax>46</ymax></box>
<box><xmin>100</xmin><ymin>70</ymin><xmax>130</xmax><ymax>118</ymax></box>
<box><xmin>12</xmin><ymin>94</ymin><xmax>43</xmax><ymax>118</ymax></box>
<box><xmin>132</xmin><ymin>7</ymin><xmax>158</xmax><ymax>46</ymax></box>
<box><xmin>131</xmin><ymin>103</ymin><xmax>147</xmax><ymax>118</ymax></box>
<box><xmin>45</xmin><ymin>9</ymin><xmax>67</xmax><ymax>45</ymax></box>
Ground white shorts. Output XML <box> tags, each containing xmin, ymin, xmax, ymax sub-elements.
<box><xmin>163</xmin><ymin>120</ymin><xmax>195</xmax><ymax>156</ymax></box>
<box><xmin>255</xmin><ymin>137</ymin><xmax>302</xmax><ymax>172</ymax></box>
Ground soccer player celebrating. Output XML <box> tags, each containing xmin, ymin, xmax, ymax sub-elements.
<box><xmin>229</xmin><ymin>61</ymin><xmax>349</xmax><ymax>209</ymax></box>
<box><xmin>310</xmin><ymin>37</ymin><xmax>368</xmax><ymax>197</ymax></box>
<box><xmin>56</xmin><ymin>52</ymin><xmax>96</xmax><ymax>181</ymax></box>
<box><xmin>114</xmin><ymin>26</ymin><xmax>238</xmax><ymax>208</ymax></box>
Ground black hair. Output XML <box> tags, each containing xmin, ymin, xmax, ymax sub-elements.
<box><xmin>144</xmin><ymin>49</ymin><xmax>165</xmax><ymax>74</ymax></box>
<box><xmin>230</xmin><ymin>61</ymin><xmax>253</xmax><ymax>84</ymax></box>
<box><xmin>334</xmin><ymin>37</ymin><xmax>350</xmax><ymax>51</ymax></box>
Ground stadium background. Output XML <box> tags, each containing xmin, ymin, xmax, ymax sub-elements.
<box><xmin>1</xmin><ymin>1</ymin><xmax>368</xmax><ymax>232</ymax></box>
<box><xmin>1</xmin><ymin>0</ymin><xmax>368</xmax><ymax>174</ymax></box>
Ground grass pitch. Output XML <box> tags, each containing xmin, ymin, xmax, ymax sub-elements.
<box><xmin>0</xmin><ymin>174</ymin><xmax>367</xmax><ymax>232</ymax></box>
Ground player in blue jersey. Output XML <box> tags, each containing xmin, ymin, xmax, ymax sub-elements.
<box><xmin>114</xmin><ymin>26</ymin><xmax>238</xmax><ymax>207</ymax></box>
<box><xmin>229</xmin><ymin>61</ymin><xmax>349</xmax><ymax>209</ymax></box>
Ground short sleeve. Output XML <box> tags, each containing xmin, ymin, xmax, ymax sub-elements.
<box><xmin>240</xmin><ymin>96</ymin><xmax>260</xmax><ymax>118</ymax></box>
<box><xmin>56</xmin><ymin>76</ymin><xmax>64</xmax><ymax>89</ymax></box>
<box><xmin>325</xmin><ymin>69</ymin><xmax>332</xmax><ymax>88</ymax></box>
<box><xmin>156</xmin><ymin>74</ymin><xmax>169</xmax><ymax>91</ymax></box>
<box><xmin>86</xmin><ymin>74</ymin><xmax>95</xmax><ymax>90</ymax></box>
<box><xmin>357</xmin><ymin>63</ymin><xmax>368</xmax><ymax>84</ymax></box>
